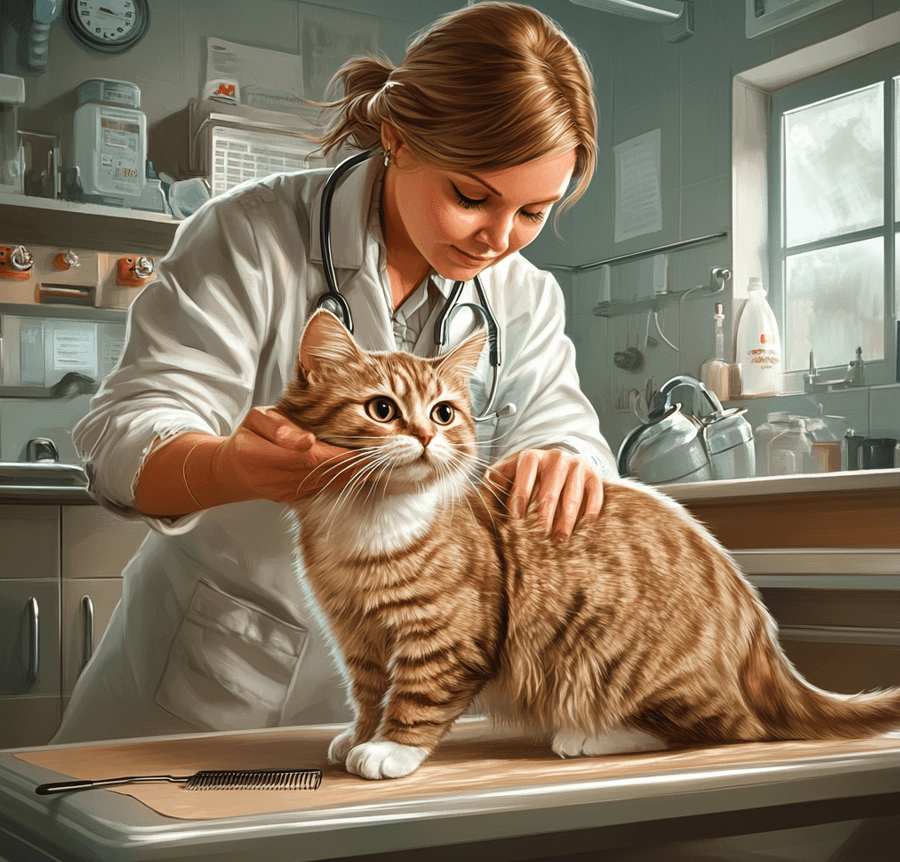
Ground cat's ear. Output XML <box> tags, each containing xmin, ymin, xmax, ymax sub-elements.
<box><xmin>299</xmin><ymin>309</ymin><xmax>365</xmax><ymax>378</ymax></box>
<box><xmin>436</xmin><ymin>327</ymin><xmax>488</xmax><ymax>382</ymax></box>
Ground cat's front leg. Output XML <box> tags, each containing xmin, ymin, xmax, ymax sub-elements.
<box><xmin>346</xmin><ymin>670</ymin><xmax>487</xmax><ymax>779</ymax></box>
<box><xmin>328</xmin><ymin>652</ymin><xmax>389</xmax><ymax>765</ymax></box>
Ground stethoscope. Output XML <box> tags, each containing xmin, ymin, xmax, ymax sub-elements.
<box><xmin>315</xmin><ymin>149</ymin><xmax>515</xmax><ymax>423</ymax></box>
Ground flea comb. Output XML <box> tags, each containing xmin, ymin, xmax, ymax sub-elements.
<box><xmin>36</xmin><ymin>768</ymin><xmax>322</xmax><ymax>795</ymax></box>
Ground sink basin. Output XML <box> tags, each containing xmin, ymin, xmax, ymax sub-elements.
<box><xmin>0</xmin><ymin>462</ymin><xmax>88</xmax><ymax>489</ymax></box>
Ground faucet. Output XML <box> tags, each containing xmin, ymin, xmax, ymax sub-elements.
<box><xmin>26</xmin><ymin>438</ymin><xmax>59</xmax><ymax>463</ymax></box>
<box><xmin>804</xmin><ymin>347</ymin><xmax>866</xmax><ymax>393</ymax></box>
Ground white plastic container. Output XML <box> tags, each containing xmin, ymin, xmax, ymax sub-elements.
<box><xmin>767</xmin><ymin>417</ymin><xmax>812</xmax><ymax>476</ymax></box>
<box><xmin>735</xmin><ymin>277</ymin><xmax>781</xmax><ymax>396</ymax></box>
<box><xmin>73</xmin><ymin>79</ymin><xmax>146</xmax><ymax>199</ymax></box>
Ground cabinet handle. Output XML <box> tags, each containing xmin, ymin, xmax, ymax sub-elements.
<box><xmin>80</xmin><ymin>595</ymin><xmax>94</xmax><ymax>677</ymax></box>
<box><xmin>25</xmin><ymin>597</ymin><xmax>39</xmax><ymax>686</ymax></box>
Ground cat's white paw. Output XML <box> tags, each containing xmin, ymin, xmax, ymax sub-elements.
<box><xmin>345</xmin><ymin>740</ymin><xmax>428</xmax><ymax>779</ymax></box>
<box><xmin>552</xmin><ymin>727</ymin><xmax>666</xmax><ymax>758</ymax></box>
<box><xmin>327</xmin><ymin>727</ymin><xmax>356</xmax><ymax>765</ymax></box>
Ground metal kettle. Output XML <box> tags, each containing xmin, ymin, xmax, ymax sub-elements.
<box><xmin>618</xmin><ymin>375</ymin><xmax>755</xmax><ymax>484</ymax></box>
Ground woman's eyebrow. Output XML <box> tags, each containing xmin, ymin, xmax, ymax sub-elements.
<box><xmin>459</xmin><ymin>171</ymin><xmax>502</xmax><ymax>197</ymax></box>
<box><xmin>457</xmin><ymin>171</ymin><xmax>564</xmax><ymax>206</ymax></box>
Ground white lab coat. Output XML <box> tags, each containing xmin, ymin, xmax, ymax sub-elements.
<box><xmin>53</xmin><ymin>157</ymin><xmax>616</xmax><ymax>743</ymax></box>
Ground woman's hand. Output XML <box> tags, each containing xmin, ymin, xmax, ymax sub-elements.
<box><xmin>208</xmin><ymin>407</ymin><xmax>364</xmax><ymax>505</ymax></box>
<box><xmin>134</xmin><ymin>408</ymin><xmax>367</xmax><ymax>518</ymax></box>
<box><xmin>485</xmin><ymin>449</ymin><xmax>604</xmax><ymax>541</ymax></box>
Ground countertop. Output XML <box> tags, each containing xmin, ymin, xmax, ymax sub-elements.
<box><xmin>3</xmin><ymin>464</ymin><xmax>898</xmax><ymax>507</ymax></box>
<box><xmin>1</xmin><ymin>720</ymin><xmax>900</xmax><ymax>862</ymax></box>
<box><xmin>657</xmin><ymin>467</ymin><xmax>900</xmax><ymax>502</ymax></box>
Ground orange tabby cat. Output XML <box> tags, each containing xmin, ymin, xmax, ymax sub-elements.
<box><xmin>278</xmin><ymin>310</ymin><xmax>900</xmax><ymax>780</ymax></box>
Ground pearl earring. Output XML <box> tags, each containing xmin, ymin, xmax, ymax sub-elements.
<box><xmin>383</xmin><ymin>146</ymin><xmax>393</xmax><ymax>167</ymax></box>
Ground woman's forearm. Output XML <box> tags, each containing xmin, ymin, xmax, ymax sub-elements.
<box><xmin>132</xmin><ymin>433</ymin><xmax>236</xmax><ymax>518</ymax></box>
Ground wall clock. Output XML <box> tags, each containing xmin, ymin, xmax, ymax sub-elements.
<box><xmin>66</xmin><ymin>0</ymin><xmax>150</xmax><ymax>54</ymax></box>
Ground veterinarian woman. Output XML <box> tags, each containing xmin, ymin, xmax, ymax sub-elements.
<box><xmin>52</xmin><ymin>1</ymin><xmax>617</xmax><ymax>743</ymax></box>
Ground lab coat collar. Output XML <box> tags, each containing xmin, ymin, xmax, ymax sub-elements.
<box><xmin>308</xmin><ymin>154</ymin><xmax>381</xmax><ymax>270</ymax></box>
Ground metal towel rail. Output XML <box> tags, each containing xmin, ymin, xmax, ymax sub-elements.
<box><xmin>543</xmin><ymin>231</ymin><xmax>728</xmax><ymax>273</ymax></box>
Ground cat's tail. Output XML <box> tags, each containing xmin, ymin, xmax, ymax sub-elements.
<box><xmin>743</xmin><ymin>616</ymin><xmax>900</xmax><ymax>741</ymax></box>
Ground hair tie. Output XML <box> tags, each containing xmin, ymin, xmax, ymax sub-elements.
<box><xmin>367</xmin><ymin>78</ymin><xmax>399</xmax><ymax>114</ymax></box>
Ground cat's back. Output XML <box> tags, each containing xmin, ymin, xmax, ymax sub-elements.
<box><xmin>493</xmin><ymin>476</ymin><xmax>760</xmax><ymax>630</ymax></box>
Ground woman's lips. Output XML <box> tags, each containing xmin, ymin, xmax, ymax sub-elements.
<box><xmin>453</xmin><ymin>246</ymin><xmax>497</xmax><ymax>265</ymax></box>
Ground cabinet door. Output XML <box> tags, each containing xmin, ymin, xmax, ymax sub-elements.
<box><xmin>61</xmin><ymin>578</ymin><xmax>123</xmax><ymax>697</ymax></box>
<box><xmin>0</xmin><ymin>579</ymin><xmax>61</xmax><ymax>747</ymax></box>
<box><xmin>62</xmin><ymin>506</ymin><xmax>149</xmax><ymax>580</ymax></box>
<box><xmin>0</xmin><ymin>506</ymin><xmax>58</xmax><ymax>580</ymax></box>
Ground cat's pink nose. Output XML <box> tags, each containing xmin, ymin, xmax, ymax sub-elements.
<box><xmin>410</xmin><ymin>426</ymin><xmax>435</xmax><ymax>448</ymax></box>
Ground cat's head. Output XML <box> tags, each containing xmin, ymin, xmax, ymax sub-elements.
<box><xmin>278</xmin><ymin>310</ymin><xmax>487</xmax><ymax>495</ymax></box>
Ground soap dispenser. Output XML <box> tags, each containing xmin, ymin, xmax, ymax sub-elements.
<box><xmin>700</xmin><ymin>302</ymin><xmax>729</xmax><ymax>401</ymax></box>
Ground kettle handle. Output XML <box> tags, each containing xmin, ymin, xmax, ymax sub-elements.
<box><xmin>654</xmin><ymin>375</ymin><xmax>724</xmax><ymax>421</ymax></box>
<box><xmin>617</xmin><ymin>403</ymin><xmax>679</xmax><ymax>477</ymax></box>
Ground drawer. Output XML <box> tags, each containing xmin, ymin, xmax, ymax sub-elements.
<box><xmin>62</xmin><ymin>505</ymin><xmax>149</xmax><ymax>579</ymax></box>
<box><xmin>0</xmin><ymin>506</ymin><xmax>58</xmax><ymax>580</ymax></box>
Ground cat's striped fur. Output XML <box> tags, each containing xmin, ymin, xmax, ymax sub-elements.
<box><xmin>279</xmin><ymin>310</ymin><xmax>900</xmax><ymax>780</ymax></box>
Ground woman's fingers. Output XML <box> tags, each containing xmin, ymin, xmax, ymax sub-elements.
<box><xmin>242</xmin><ymin>407</ymin><xmax>315</xmax><ymax>451</ymax></box>
<box><xmin>487</xmin><ymin>449</ymin><xmax>605</xmax><ymax>541</ymax></box>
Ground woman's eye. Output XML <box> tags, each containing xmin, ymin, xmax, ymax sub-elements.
<box><xmin>451</xmin><ymin>182</ymin><xmax>487</xmax><ymax>210</ymax></box>
<box><xmin>431</xmin><ymin>402</ymin><xmax>455</xmax><ymax>425</ymax></box>
<box><xmin>521</xmin><ymin>209</ymin><xmax>545</xmax><ymax>224</ymax></box>
<box><xmin>365</xmin><ymin>398</ymin><xmax>398</xmax><ymax>422</ymax></box>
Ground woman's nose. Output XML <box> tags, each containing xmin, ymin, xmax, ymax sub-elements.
<box><xmin>475</xmin><ymin>213</ymin><xmax>515</xmax><ymax>254</ymax></box>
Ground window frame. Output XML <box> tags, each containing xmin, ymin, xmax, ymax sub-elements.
<box><xmin>769</xmin><ymin>43</ymin><xmax>899</xmax><ymax>392</ymax></box>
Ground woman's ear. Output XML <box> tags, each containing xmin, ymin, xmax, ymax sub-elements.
<box><xmin>380</xmin><ymin>121</ymin><xmax>405</xmax><ymax>158</ymax></box>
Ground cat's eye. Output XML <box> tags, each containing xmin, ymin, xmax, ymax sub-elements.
<box><xmin>365</xmin><ymin>397</ymin><xmax>398</xmax><ymax>422</ymax></box>
<box><xmin>431</xmin><ymin>402</ymin><xmax>455</xmax><ymax>425</ymax></box>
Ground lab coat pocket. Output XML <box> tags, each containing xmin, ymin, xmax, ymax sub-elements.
<box><xmin>154</xmin><ymin>580</ymin><xmax>308</xmax><ymax>731</ymax></box>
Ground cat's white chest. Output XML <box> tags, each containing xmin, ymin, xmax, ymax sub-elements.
<box><xmin>300</xmin><ymin>488</ymin><xmax>440</xmax><ymax>564</ymax></box>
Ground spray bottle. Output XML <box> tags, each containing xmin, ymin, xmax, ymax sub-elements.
<box><xmin>735</xmin><ymin>277</ymin><xmax>781</xmax><ymax>396</ymax></box>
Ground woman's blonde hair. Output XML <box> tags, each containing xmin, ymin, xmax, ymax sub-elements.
<box><xmin>316</xmin><ymin>1</ymin><xmax>597</xmax><ymax>215</ymax></box>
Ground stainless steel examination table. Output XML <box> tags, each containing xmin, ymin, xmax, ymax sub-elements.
<box><xmin>0</xmin><ymin>719</ymin><xmax>898</xmax><ymax>862</ymax></box>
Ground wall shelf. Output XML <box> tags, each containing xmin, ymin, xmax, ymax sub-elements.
<box><xmin>0</xmin><ymin>194</ymin><xmax>179</xmax><ymax>253</ymax></box>
<box><xmin>594</xmin><ymin>269</ymin><xmax>729</xmax><ymax>318</ymax></box>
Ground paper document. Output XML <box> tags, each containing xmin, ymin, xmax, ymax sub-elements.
<box><xmin>614</xmin><ymin>129</ymin><xmax>663</xmax><ymax>243</ymax></box>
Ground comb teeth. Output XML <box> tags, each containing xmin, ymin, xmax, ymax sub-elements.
<box><xmin>186</xmin><ymin>769</ymin><xmax>322</xmax><ymax>791</ymax></box>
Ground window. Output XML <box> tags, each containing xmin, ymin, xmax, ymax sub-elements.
<box><xmin>771</xmin><ymin>44</ymin><xmax>899</xmax><ymax>389</ymax></box>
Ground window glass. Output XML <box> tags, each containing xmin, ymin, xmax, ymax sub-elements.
<box><xmin>784</xmin><ymin>83</ymin><xmax>883</xmax><ymax>247</ymax></box>
<box><xmin>785</xmin><ymin>237</ymin><xmax>884</xmax><ymax>371</ymax></box>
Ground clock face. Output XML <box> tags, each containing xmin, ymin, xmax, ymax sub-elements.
<box><xmin>67</xmin><ymin>0</ymin><xmax>150</xmax><ymax>53</ymax></box>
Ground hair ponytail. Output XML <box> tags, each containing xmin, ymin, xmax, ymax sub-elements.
<box><xmin>312</xmin><ymin>54</ymin><xmax>394</xmax><ymax>154</ymax></box>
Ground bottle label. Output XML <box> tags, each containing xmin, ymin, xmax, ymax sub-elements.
<box><xmin>747</xmin><ymin>334</ymin><xmax>780</xmax><ymax>370</ymax></box>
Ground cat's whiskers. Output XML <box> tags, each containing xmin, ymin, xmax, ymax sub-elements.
<box><xmin>322</xmin><ymin>457</ymin><xmax>394</xmax><ymax>544</ymax></box>
<box><xmin>296</xmin><ymin>446</ymin><xmax>380</xmax><ymax>499</ymax></box>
